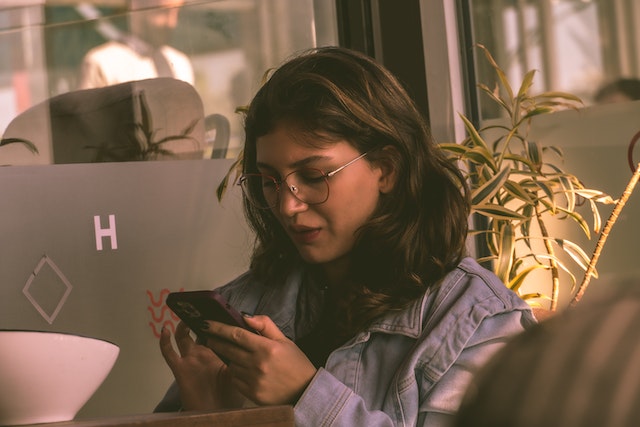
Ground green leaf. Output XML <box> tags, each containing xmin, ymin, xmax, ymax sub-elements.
<box><xmin>502</xmin><ymin>153</ymin><xmax>539</xmax><ymax>171</ymax></box>
<box><xmin>517</xmin><ymin>69</ymin><xmax>536</xmax><ymax>98</ymax></box>
<box><xmin>519</xmin><ymin>204</ymin><xmax>534</xmax><ymax>238</ymax></box>
<box><xmin>477</xmin><ymin>255</ymin><xmax>498</xmax><ymax>265</ymax></box>
<box><xmin>507</xmin><ymin>264</ymin><xmax>550</xmax><ymax>292</ymax></box>
<box><xmin>495</xmin><ymin>223</ymin><xmax>515</xmax><ymax>283</ymax></box>
<box><xmin>216</xmin><ymin>150</ymin><xmax>244</xmax><ymax>202</ymax></box>
<box><xmin>522</xmin><ymin>106</ymin><xmax>555</xmax><ymax>120</ymax></box>
<box><xmin>180</xmin><ymin>118</ymin><xmax>200</xmax><ymax>137</ymax></box>
<box><xmin>503</xmin><ymin>180</ymin><xmax>535</xmax><ymax>205</ymax></box>
<box><xmin>573</xmin><ymin>189</ymin><xmax>616</xmax><ymax>204</ymax></box>
<box><xmin>466</xmin><ymin>147</ymin><xmax>498</xmax><ymax>171</ymax></box>
<box><xmin>458</xmin><ymin>115</ymin><xmax>497</xmax><ymax>170</ymax></box>
<box><xmin>0</xmin><ymin>137</ymin><xmax>39</xmax><ymax>154</ymax></box>
<box><xmin>520</xmin><ymin>293</ymin><xmax>548</xmax><ymax>302</ymax></box>
<box><xmin>526</xmin><ymin>140</ymin><xmax>543</xmax><ymax>172</ymax></box>
<box><xmin>473</xmin><ymin>203</ymin><xmax>527</xmax><ymax>221</ymax></box>
<box><xmin>534</xmin><ymin>180</ymin><xmax>557</xmax><ymax>213</ymax></box>
<box><xmin>478</xmin><ymin>83</ymin><xmax>512</xmax><ymax>115</ymax></box>
<box><xmin>535</xmin><ymin>91</ymin><xmax>583</xmax><ymax>104</ymax></box>
<box><xmin>476</xmin><ymin>43</ymin><xmax>514</xmax><ymax>102</ymax></box>
<box><xmin>438</xmin><ymin>143</ymin><xmax>470</xmax><ymax>156</ymax></box>
<box><xmin>557</xmin><ymin>175</ymin><xmax>577</xmax><ymax>212</ymax></box>
<box><xmin>542</xmin><ymin>145</ymin><xmax>564</xmax><ymax>160</ymax></box>
<box><xmin>137</xmin><ymin>91</ymin><xmax>153</xmax><ymax>138</ymax></box>
<box><xmin>528</xmin><ymin>253</ymin><xmax>579</xmax><ymax>291</ymax></box>
<box><xmin>591</xmin><ymin>199</ymin><xmax>602</xmax><ymax>233</ymax></box>
<box><xmin>471</xmin><ymin>166</ymin><xmax>511</xmax><ymax>205</ymax></box>
<box><xmin>553</xmin><ymin>238</ymin><xmax>596</xmax><ymax>276</ymax></box>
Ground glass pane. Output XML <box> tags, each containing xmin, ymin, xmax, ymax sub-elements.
<box><xmin>0</xmin><ymin>0</ymin><xmax>338</xmax><ymax>165</ymax></box>
<box><xmin>471</xmin><ymin>0</ymin><xmax>640</xmax><ymax>121</ymax></box>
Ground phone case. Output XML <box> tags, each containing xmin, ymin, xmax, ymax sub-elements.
<box><xmin>166</xmin><ymin>290</ymin><xmax>257</xmax><ymax>335</ymax></box>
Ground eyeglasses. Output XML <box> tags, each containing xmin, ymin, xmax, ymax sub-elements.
<box><xmin>238</xmin><ymin>151</ymin><xmax>369</xmax><ymax>209</ymax></box>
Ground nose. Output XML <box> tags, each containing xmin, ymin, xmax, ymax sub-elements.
<box><xmin>277</xmin><ymin>183</ymin><xmax>308</xmax><ymax>216</ymax></box>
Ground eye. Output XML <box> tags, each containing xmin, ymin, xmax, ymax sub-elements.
<box><xmin>259</xmin><ymin>175</ymin><xmax>278</xmax><ymax>189</ymax></box>
<box><xmin>297</xmin><ymin>168</ymin><xmax>326</xmax><ymax>185</ymax></box>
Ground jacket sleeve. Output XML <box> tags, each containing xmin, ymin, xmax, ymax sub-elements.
<box><xmin>295</xmin><ymin>309</ymin><xmax>531</xmax><ymax>427</ymax></box>
<box><xmin>295</xmin><ymin>368</ymin><xmax>395</xmax><ymax>427</ymax></box>
<box><xmin>417</xmin><ymin>310</ymin><xmax>531</xmax><ymax>426</ymax></box>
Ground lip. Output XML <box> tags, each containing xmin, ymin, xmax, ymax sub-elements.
<box><xmin>288</xmin><ymin>225</ymin><xmax>321</xmax><ymax>244</ymax></box>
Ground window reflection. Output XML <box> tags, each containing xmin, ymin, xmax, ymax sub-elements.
<box><xmin>470</xmin><ymin>0</ymin><xmax>640</xmax><ymax>120</ymax></box>
<box><xmin>0</xmin><ymin>0</ymin><xmax>338</xmax><ymax>165</ymax></box>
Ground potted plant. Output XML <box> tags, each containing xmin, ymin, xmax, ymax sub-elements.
<box><xmin>84</xmin><ymin>91</ymin><xmax>200</xmax><ymax>162</ymax></box>
<box><xmin>439</xmin><ymin>44</ymin><xmax>640</xmax><ymax>313</ymax></box>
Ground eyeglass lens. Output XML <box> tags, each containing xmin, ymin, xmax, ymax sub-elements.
<box><xmin>240</xmin><ymin>168</ymin><xmax>329</xmax><ymax>209</ymax></box>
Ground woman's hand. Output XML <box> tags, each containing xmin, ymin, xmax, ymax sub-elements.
<box><xmin>159</xmin><ymin>321</ymin><xmax>245</xmax><ymax>411</ymax></box>
<box><xmin>204</xmin><ymin>315</ymin><xmax>317</xmax><ymax>405</ymax></box>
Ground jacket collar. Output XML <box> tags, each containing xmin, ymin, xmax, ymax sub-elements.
<box><xmin>365</xmin><ymin>289</ymin><xmax>432</xmax><ymax>339</ymax></box>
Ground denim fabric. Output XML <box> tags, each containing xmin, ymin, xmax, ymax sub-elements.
<box><xmin>156</xmin><ymin>257</ymin><xmax>535</xmax><ymax>426</ymax></box>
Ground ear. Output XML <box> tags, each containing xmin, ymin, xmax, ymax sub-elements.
<box><xmin>376</xmin><ymin>146</ymin><xmax>399</xmax><ymax>194</ymax></box>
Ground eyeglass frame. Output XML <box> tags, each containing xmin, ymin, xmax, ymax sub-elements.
<box><xmin>238</xmin><ymin>151</ymin><xmax>369</xmax><ymax>209</ymax></box>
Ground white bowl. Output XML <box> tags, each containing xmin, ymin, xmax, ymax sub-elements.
<box><xmin>0</xmin><ymin>330</ymin><xmax>119</xmax><ymax>426</ymax></box>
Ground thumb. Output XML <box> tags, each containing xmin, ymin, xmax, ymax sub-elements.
<box><xmin>243</xmin><ymin>314</ymin><xmax>287</xmax><ymax>340</ymax></box>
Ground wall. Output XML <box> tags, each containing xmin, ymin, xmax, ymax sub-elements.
<box><xmin>0</xmin><ymin>159</ymin><xmax>252</xmax><ymax>417</ymax></box>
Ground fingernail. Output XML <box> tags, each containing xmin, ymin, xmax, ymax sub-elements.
<box><xmin>198</xmin><ymin>320</ymin><xmax>210</xmax><ymax>331</ymax></box>
<box><xmin>241</xmin><ymin>311</ymin><xmax>254</xmax><ymax>318</ymax></box>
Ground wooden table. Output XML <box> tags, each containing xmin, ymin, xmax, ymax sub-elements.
<box><xmin>14</xmin><ymin>406</ymin><xmax>294</xmax><ymax>427</ymax></box>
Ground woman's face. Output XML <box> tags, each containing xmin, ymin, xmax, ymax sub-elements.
<box><xmin>255</xmin><ymin>126</ymin><xmax>389</xmax><ymax>272</ymax></box>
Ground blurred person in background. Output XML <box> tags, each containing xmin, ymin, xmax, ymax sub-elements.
<box><xmin>78</xmin><ymin>0</ymin><xmax>194</xmax><ymax>89</ymax></box>
<box><xmin>594</xmin><ymin>78</ymin><xmax>640</xmax><ymax>104</ymax></box>
<box><xmin>454</xmin><ymin>278</ymin><xmax>640</xmax><ymax>427</ymax></box>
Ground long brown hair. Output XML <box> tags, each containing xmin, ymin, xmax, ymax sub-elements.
<box><xmin>241</xmin><ymin>47</ymin><xmax>470</xmax><ymax>335</ymax></box>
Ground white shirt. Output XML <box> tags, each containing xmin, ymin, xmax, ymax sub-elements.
<box><xmin>78</xmin><ymin>41</ymin><xmax>194</xmax><ymax>89</ymax></box>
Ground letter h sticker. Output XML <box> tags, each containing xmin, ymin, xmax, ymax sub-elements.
<box><xmin>94</xmin><ymin>214</ymin><xmax>118</xmax><ymax>251</ymax></box>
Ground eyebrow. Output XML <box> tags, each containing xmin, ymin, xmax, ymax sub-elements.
<box><xmin>256</xmin><ymin>154</ymin><xmax>332</xmax><ymax>172</ymax></box>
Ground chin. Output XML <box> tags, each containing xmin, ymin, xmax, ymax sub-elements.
<box><xmin>297</xmin><ymin>248</ymin><xmax>348</xmax><ymax>268</ymax></box>
<box><xmin>296</xmin><ymin>249</ymin><xmax>330</xmax><ymax>265</ymax></box>
<box><xmin>298</xmin><ymin>253</ymin><xmax>326</xmax><ymax>264</ymax></box>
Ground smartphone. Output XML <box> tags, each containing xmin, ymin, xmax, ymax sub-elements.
<box><xmin>165</xmin><ymin>290</ymin><xmax>258</xmax><ymax>336</ymax></box>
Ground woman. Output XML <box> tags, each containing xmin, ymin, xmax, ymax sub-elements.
<box><xmin>156</xmin><ymin>46</ymin><xmax>535</xmax><ymax>426</ymax></box>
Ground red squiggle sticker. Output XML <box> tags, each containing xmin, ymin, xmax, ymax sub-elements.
<box><xmin>146</xmin><ymin>288</ymin><xmax>184</xmax><ymax>338</ymax></box>
<box><xmin>146</xmin><ymin>289</ymin><xmax>172</xmax><ymax>307</ymax></box>
<box><xmin>147</xmin><ymin>304</ymin><xmax>174</xmax><ymax>323</ymax></box>
<box><xmin>148</xmin><ymin>320</ymin><xmax>177</xmax><ymax>338</ymax></box>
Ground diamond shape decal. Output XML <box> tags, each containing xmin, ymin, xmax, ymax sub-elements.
<box><xmin>23</xmin><ymin>255</ymin><xmax>73</xmax><ymax>324</ymax></box>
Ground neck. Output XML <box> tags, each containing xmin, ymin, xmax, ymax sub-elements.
<box><xmin>320</xmin><ymin>256</ymin><xmax>350</xmax><ymax>290</ymax></box>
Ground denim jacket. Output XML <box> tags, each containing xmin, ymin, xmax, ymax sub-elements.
<box><xmin>156</xmin><ymin>257</ymin><xmax>535</xmax><ymax>426</ymax></box>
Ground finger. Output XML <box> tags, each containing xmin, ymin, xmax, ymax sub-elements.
<box><xmin>175</xmin><ymin>320</ymin><xmax>192</xmax><ymax>339</ymax></box>
<box><xmin>159</xmin><ymin>326</ymin><xmax>179</xmax><ymax>366</ymax></box>
<box><xmin>228</xmin><ymin>368</ymin><xmax>253</xmax><ymax>397</ymax></box>
<box><xmin>205</xmin><ymin>334</ymin><xmax>251</xmax><ymax>366</ymax></box>
<box><xmin>205</xmin><ymin>320</ymin><xmax>258</xmax><ymax>348</ymax></box>
<box><xmin>243</xmin><ymin>315</ymin><xmax>287</xmax><ymax>340</ymax></box>
<box><xmin>174</xmin><ymin>321</ymin><xmax>196</xmax><ymax>355</ymax></box>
